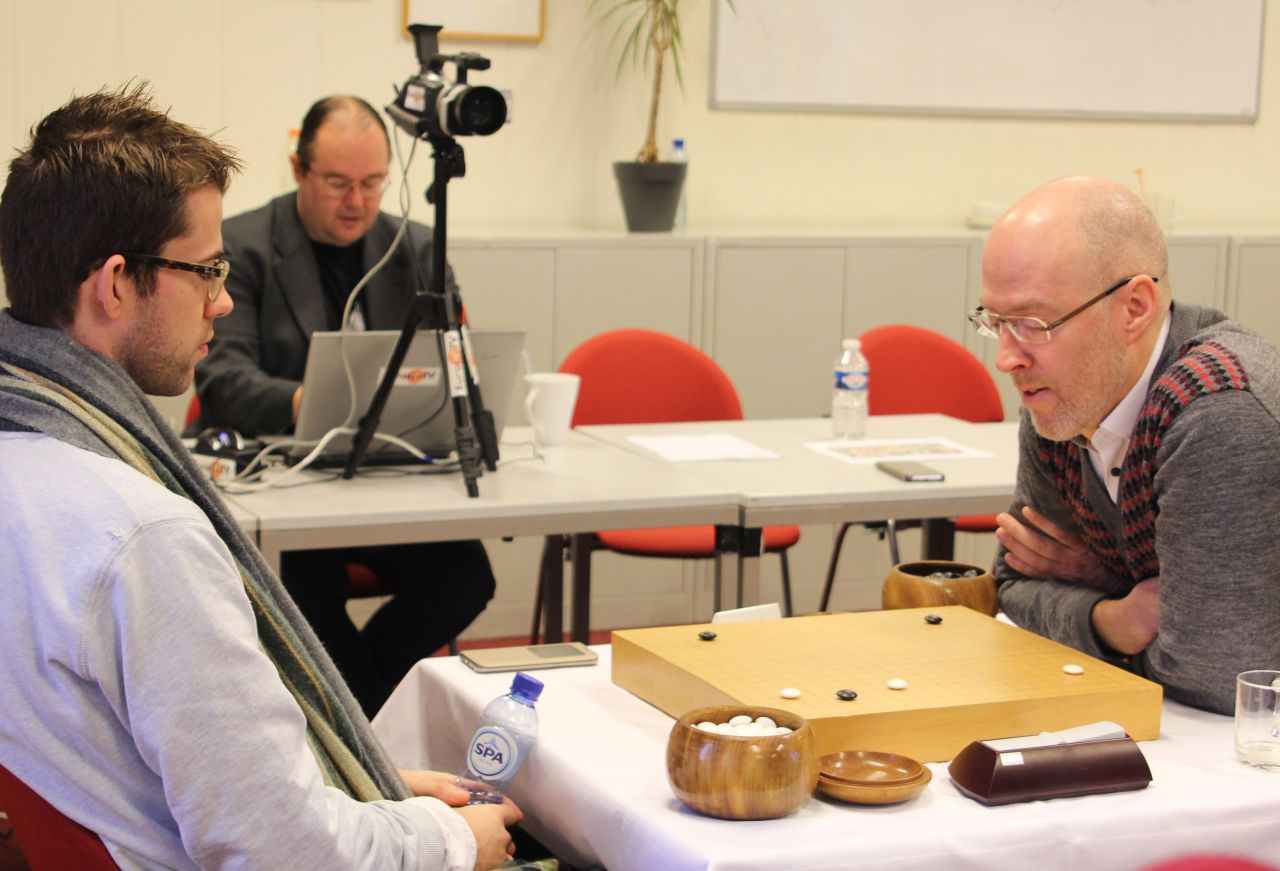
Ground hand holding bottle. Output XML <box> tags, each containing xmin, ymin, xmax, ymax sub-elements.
<box><xmin>399</xmin><ymin>768</ymin><xmax>471</xmax><ymax>805</ymax></box>
<box><xmin>457</xmin><ymin>800</ymin><xmax>522</xmax><ymax>871</ymax></box>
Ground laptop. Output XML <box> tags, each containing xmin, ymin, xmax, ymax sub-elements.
<box><xmin>289</xmin><ymin>328</ymin><xmax>525</xmax><ymax>466</ymax></box>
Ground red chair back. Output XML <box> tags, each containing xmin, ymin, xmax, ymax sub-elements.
<box><xmin>559</xmin><ymin>329</ymin><xmax>742</xmax><ymax>425</ymax></box>
<box><xmin>184</xmin><ymin>392</ymin><xmax>201</xmax><ymax>430</ymax></box>
<box><xmin>860</xmin><ymin>324</ymin><xmax>1003</xmax><ymax>423</ymax></box>
<box><xmin>0</xmin><ymin>762</ymin><xmax>118</xmax><ymax>870</ymax></box>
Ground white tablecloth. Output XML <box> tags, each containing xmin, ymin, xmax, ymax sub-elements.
<box><xmin>373</xmin><ymin>648</ymin><xmax>1280</xmax><ymax>871</ymax></box>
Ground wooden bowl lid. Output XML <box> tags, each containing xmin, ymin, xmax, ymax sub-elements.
<box><xmin>820</xmin><ymin>750</ymin><xmax>926</xmax><ymax>785</ymax></box>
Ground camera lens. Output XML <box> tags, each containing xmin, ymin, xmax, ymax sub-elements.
<box><xmin>446</xmin><ymin>86</ymin><xmax>507</xmax><ymax>136</ymax></box>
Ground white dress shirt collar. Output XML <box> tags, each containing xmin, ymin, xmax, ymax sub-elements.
<box><xmin>1085</xmin><ymin>314</ymin><xmax>1172</xmax><ymax>501</ymax></box>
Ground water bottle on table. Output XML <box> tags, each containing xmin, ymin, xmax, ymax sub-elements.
<box><xmin>669</xmin><ymin>137</ymin><xmax>688</xmax><ymax>230</ymax></box>
<box><xmin>832</xmin><ymin>338</ymin><xmax>869</xmax><ymax>439</ymax></box>
<box><xmin>457</xmin><ymin>672</ymin><xmax>544</xmax><ymax>803</ymax></box>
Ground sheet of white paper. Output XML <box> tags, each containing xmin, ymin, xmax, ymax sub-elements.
<box><xmin>628</xmin><ymin>434</ymin><xmax>779</xmax><ymax>462</ymax></box>
<box><xmin>806</xmin><ymin>437</ymin><xmax>991</xmax><ymax>465</ymax></box>
<box><xmin>711</xmin><ymin>603</ymin><xmax>783</xmax><ymax>624</ymax></box>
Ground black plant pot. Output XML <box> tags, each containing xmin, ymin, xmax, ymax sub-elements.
<box><xmin>613</xmin><ymin>161</ymin><xmax>687</xmax><ymax>232</ymax></box>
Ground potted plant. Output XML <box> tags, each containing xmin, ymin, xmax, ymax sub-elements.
<box><xmin>594</xmin><ymin>0</ymin><xmax>724</xmax><ymax>231</ymax></box>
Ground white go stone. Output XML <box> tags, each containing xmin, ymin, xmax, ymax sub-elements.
<box><xmin>775</xmin><ymin>726</ymin><xmax>793</xmax><ymax>735</ymax></box>
<box><xmin>1062</xmin><ymin>664</ymin><xmax>1085</xmax><ymax>675</ymax></box>
<box><xmin>754</xmin><ymin>716</ymin><xmax>777</xmax><ymax>731</ymax></box>
<box><xmin>728</xmin><ymin>714</ymin><xmax>753</xmax><ymax>726</ymax></box>
<box><xmin>887</xmin><ymin>678</ymin><xmax>909</xmax><ymax>690</ymax></box>
<box><xmin>779</xmin><ymin>687</ymin><xmax>802</xmax><ymax>699</ymax></box>
<box><xmin>716</xmin><ymin>723</ymin><xmax>736</xmax><ymax>735</ymax></box>
<box><xmin>696</xmin><ymin>721</ymin><xmax>718</xmax><ymax>733</ymax></box>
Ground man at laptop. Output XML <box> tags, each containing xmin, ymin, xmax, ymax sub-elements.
<box><xmin>195</xmin><ymin>95</ymin><xmax>495</xmax><ymax>716</ymax></box>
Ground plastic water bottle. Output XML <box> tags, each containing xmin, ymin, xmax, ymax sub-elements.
<box><xmin>456</xmin><ymin>672</ymin><xmax>543</xmax><ymax>804</ymax></box>
<box><xmin>832</xmin><ymin>338</ymin><xmax>869</xmax><ymax>439</ymax></box>
<box><xmin>669</xmin><ymin>137</ymin><xmax>688</xmax><ymax>230</ymax></box>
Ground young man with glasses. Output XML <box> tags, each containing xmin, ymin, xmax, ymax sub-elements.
<box><xmin>0</xmin><ymin>84</ymin><xmax>521</xmax><ymax>871</ymax></box>
<box><xmin>194</xmin><ymin>95</ymin><xmax>496</xmax><ymax>718</ymax></box>
<box><xmin>976</xmin><ymin>175</ymin><xmax>1280</xmax><ymax>715</ymax></box>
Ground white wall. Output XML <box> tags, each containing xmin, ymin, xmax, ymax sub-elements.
<box><xmin>4</xmin><ymin>0</ymin><xmax>1280</xmax><ymax>252</ymax></box>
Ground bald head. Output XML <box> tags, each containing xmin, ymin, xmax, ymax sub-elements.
<box><xmin>986</xmin><ymin>175</ymin><xmax>1170</xmax><ymax>310</ymax></box>
<box><xmin>296</xmin><ymin>95</ymin><xmax>389</xmax><ymax>172</ymax></box>
<box><xmin>980</xmin><ymin>176</ymin><xmax>1172</xmax><ymax>441</ymax></box>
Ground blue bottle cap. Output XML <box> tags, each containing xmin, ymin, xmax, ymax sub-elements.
<box><xmin>511</xmin><ymin>672</ymin><xmax>544</xmax><ymax>703</ymax></box>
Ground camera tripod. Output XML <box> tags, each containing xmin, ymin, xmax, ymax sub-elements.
<box><xmin>341</xmin><ymin>134</ymin><xmax>499</xmax><ymax>496</ymax></box>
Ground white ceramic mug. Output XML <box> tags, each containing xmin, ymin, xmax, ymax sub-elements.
<box><xmin>524</xmin><ymin>373</ymin><xmax>581</xmax><ymax>447</ymax></box>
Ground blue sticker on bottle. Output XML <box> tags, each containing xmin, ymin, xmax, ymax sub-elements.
<box><xmin>835</xmin><ymin>371</ymin><xmax>868</xmax><ymax>390</ymax></box>
<box><xmin>467</xmin><ymin>726</ymin><xmax>520</xmax><ymax>779</ymax></box>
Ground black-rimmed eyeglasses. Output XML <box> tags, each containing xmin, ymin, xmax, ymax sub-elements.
<box><xmin>968</xmin><ymin>275</ymin><xmax>1157</xmax><ymax>345</ymax></box>
<box><xmin>123</xmin><ymin>253</ymin><xmax>230</xmax><ymax>302</ymax></box>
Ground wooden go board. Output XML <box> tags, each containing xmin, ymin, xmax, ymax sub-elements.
<box><xmin>612</xmin><ymin>607</ymin><xmax>1162</xmax><ymax>762</ymax></box>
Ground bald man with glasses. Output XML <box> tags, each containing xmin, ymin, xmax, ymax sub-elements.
<box><xmin>976</xmin><ymin>175</ymin><xmax>1280</xmax><ymax>715</ymax></box>
<box><xmin>195</xmin><ymin>95</ymin><xmax>496</xmax><ymax>717</ymax></box>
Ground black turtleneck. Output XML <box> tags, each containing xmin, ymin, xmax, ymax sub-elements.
<box><xmin>310</xmin><ymin>238</ymin><xmax>367</xmax><ymax>329</ymax></box>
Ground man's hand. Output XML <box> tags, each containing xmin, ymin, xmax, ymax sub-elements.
<box><xmin>1091</xmin><ymin>577</ymin><xmax>1160</xmax><ymax>655</ymax></box>
<box><xmin>996</xmin><ymin>506</ymin><xmax>1114</xmax><ymax>588</ymax></box>
<box><xmin>291</xmin><ymin>386</ymin><xmax>303</xmax><ymax>423</ymax></box>
<box><xmin>398</xmin><ymin>769</ymin><xmax>470</xmax><ymax>807</ymax></box>
<box><xmin>457</xmin><ymin>801</ymin><xmax>523</xmax><ymax>871</ymax></box>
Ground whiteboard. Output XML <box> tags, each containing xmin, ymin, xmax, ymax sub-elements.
<box><xmin>711</xmin><ymin>0</ymin><xmax>1264</xmax><ymax>121</ymax></box>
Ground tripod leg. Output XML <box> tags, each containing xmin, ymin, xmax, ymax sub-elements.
<box><xmin>458</xmin><ymin>322</ymin><xmax>500</xmax><ymax>471</ymax></box>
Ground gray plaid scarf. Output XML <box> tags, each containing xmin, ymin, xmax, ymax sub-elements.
<box><xmin>0</xmin><ymin>310</ymin><xmax>407</xmax><ymax>802</ymax></box>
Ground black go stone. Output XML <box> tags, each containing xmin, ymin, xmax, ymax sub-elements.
<box><xmin>924</xmin><ymin>614</ymin><xmax>943</xmax><ymax>625</ymax></box>
<box><xmin>698</xmin><ymin>630</ymin><xmax>717</xmax><ymax>641</ymax></box>
<box><xmin>836</xmin><ymin>689</ymin><xmax>858</xmax><ymax>701</ymax></box>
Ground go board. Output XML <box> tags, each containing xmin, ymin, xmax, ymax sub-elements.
<box><xmin>612</xmin><ymin>607</ymin><xmax>1162</xmax><ymax>762</ymax></box>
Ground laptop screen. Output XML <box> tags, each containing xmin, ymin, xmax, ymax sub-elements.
<box><xmin>291</xmin><ymin>328</ymin><xmax>525</xmax><ymax>464</ymax></box>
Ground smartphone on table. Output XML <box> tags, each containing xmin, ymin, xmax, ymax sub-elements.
<box><xmin>461</xmin><ymin>642</ymin><xmax>598</xmax><ymax>673</ymax></box>
<box><xmin>875</xmin><ymin>460</ymin><xmax>945</xmax><ymax>482</ymax></box>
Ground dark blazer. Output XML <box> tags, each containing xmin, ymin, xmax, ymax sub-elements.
<box><xmin>195</xmin><ymin>192</ymin><xmax>457</xmax><ymax>436</ymax></box>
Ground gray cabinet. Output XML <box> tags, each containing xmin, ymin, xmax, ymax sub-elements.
<box><xmin>708</xmin><ymin>242</ymin><xmax>846</xmax><ymax>419</ymax></box>
<box><xmin>449</xmin><ymin>235</ymin><xmax>701</xmax><ymax>429</ymax></box>
<box><xmin>1229</xmin><ymin>236</ymin><xmax>1280</xmax><ymax>347</ymax></box>
<box><xmin>706</xmin><ymin>234</ymin><xmax>983</xmax><ymax>419</ymax></box>
<box><xmin>1167</xmin><ymin>235</ymin><xmax>1230</xmax><ymax>311</ymax></box>
<box><xmin>554</xmin><ymin>244</ymin><xmax>701</xmax><ymax>358</ymax></box>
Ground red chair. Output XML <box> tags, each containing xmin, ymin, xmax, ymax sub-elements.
<box><xmin>0</xmin><ymin>762</ymin><xmax>118</xmax><ymax>870</ymax></box>
<box><xmin>818</xmin><ymin>324</ymin><xmax>1004</xmax><ymax>611</ymax></box>
<box><xmin>1141</xmin><ymin>858</ymin><xmax>1277</xmax><ymax>871</ymax></box>
<box><xmin>532</xmin><ymin>329</ymin><xmax>800</xmax><ymax>641</ymax></box>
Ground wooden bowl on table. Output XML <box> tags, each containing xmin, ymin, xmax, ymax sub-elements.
<box><xmin>816</xmin><ymin>750</ymin><xmax>932</xmax><ymax>805</ymax></box>
<box><xmin>666</xmin><ymin>705</ymin><xmax>818</xmax><ymax>820</ymax></box>
<box><xmin>882</xmin><ymin>560</ymin><xmax>997</xmax><ymax>616</ymax></box>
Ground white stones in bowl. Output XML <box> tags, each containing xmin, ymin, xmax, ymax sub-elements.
<box><xmin>695</xmin><ymin>714</ymin><xmax>794</xmax><ymax>737</ymax></box>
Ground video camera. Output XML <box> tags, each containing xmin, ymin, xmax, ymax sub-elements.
<box><xmin>388</xmin><ymin>23</ymin><xmax>508</xmax><ymax>139</ymax></box>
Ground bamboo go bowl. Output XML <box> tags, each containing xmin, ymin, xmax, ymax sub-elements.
<box><xmin>666</xmin><ymin>705</ymin><xmax>818</xmax><ymax>820</ymax></box>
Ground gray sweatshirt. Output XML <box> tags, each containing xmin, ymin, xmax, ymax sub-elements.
<box><xmin>997</xmin><ymin>304</ymin><xmax>1280</xmax><ymax>715</ymax></box>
